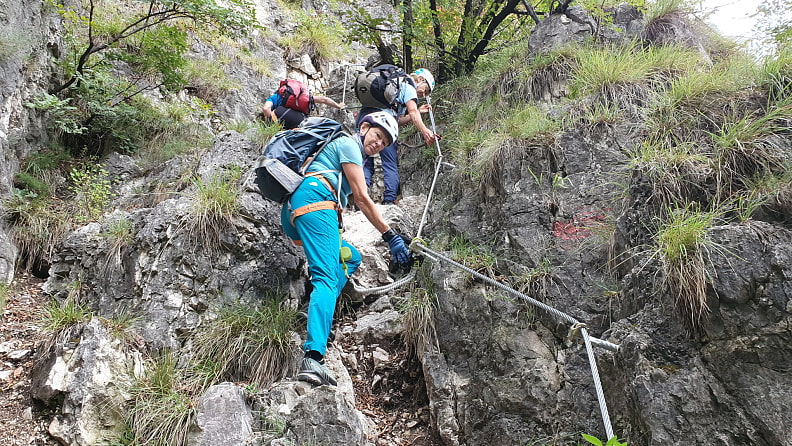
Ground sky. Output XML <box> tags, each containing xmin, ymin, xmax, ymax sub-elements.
<box><xmin>699</xmin><ymin>0</ymin><xmax>760</xmax><ymax>42</ymax></box>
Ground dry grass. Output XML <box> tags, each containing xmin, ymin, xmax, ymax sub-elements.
<box><xmin>189</xmin><ymin>298</ymin><xmax>298</xmax><ymax>389</ymax></box>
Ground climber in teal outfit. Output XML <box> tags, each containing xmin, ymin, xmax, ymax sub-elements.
<box><xmin>280</xmin><ymin>111</ymin><xmax>413</xmax><ymax>386</ymax></box>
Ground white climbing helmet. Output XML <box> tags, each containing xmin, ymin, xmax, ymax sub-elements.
<box><xmin>413</xmin><ymin>68</ymin><xmax>435</xmax><ymax>92</ymax></box>
<box><xmin>362</xmin><ymin>111</ymin><xmax>399</xmax><ymax>145</ymax></box>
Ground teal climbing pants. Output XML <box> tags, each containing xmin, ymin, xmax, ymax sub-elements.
<box><xmin>281</xmin><ymin>176</ymin><xmax>361</xmax><ymax>355</ymax></box>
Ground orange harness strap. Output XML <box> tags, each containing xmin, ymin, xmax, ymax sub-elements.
<box><xmin>291</xmin><ymin>200</ymin><xmax>338</xmax><ymax>224</ymax></box>
<box><xmin>288</xmin><ymin>173</ymin><xmax>344</xmax><ymax>246</ymax></box>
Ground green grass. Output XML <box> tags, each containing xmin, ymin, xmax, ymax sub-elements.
<box><xmin>654</xmin><ymin>204</ymin><xmax>719</xmax><ymax>330</ymax></box>
<box><xmin>757</xmin><ymin>45</ymin><xmax>792</xmax><ymax>103</ymax></box>
<box><xmin>136</xmin><ymin>101</ymin><xmax>214</xmax><ymax>167</ymax></box>
<box><xmin>97</xmin><ymin>308</ymin><xmax>139</xmax><ymax>342</ymax></box>
<box><xmin>629</xmin><ymin>140</ymin><xmax>710</xmax><ymax>208</ymax></box>
<box><xmin>99</xmin><ymin>216</ymin><xmax>134</xmax><ymax>274</ymax></box>
<box><xmin>710</xmin><ymin>102</ymin><xmax>792</xmax><ymax>196</ymax></box>
<box><xmin>0</xmin><ymin>283</ymin><xmax>9</xmax><ymax>317</ymax></box>
<box><xmin>184</xmin><ymin>57</ymin><xmax>239</xmax><ymax>102</ymax></box>
<box><xmin>127</xmin><ymin>353</ymin><xmax>195</xmax><ymax>446</ymax></box>
<box><xmin>246</xmin><ymin>120</ymin><xmax>282</xmax><ymax>148</ymax></box>
<box><xmin>500</xmin><ymin>105</ymin><xmax>560</xmax><ymax>140</ymax></box>
<box><xmin>190</xmin><ymin>298</ymin><xmax>298</xmax><ymax>388</ymax></box>
<box><xmin>280</xmin><ymin>11</ymin><xmax>347</xmax><ymax>65</ymax></box>
<box><xmin>449</xmin><ymin>236</ymin><xmax>497</xmax><ymax>275</ymax></box>
<box><xmin>570</xmin><ymin>44</ymin><xmax>652</xmax><ymax>99</ymax></box>
<box><xmin>660</xmin><ymin>55</ymin><xmax>753</xmax><ymax>110</ymax></box>
<box><xmin>400</xmin><ymin>270</ymin><xmax>438</xmax><ymax>359</ymax></box>
<box><xmin>42</xmin><ymin>298</ymin><xmax>92</xmax><ymax>331</ymax></box>
<box><xmin>643</xmin><ymin>0</ymin><xmax>689</xmax><ymax>23</ymax></box>
<box><xmin>644</xmin><ymin>44</ymin><xmax>703</xmax><ymax>82</ymax></box>
<box><xmin>4</xmin><ymin>189</ymin><xmax>74</xmax><ymax>272</ymax></box>
<box><xmin>187</xmin><ymin>167</ymin><xmax>243</xmax><ymax>253</ymax></box>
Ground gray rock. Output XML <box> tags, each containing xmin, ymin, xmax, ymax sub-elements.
<box><xmin>187</xmin><ymin>383</ymin><xmax>254</xmax><ymax>446</ymax></box>
<box><xmin>30</xmin><ymin>318</ymin><xmax>141</xmax><ymax>445</ymax></box>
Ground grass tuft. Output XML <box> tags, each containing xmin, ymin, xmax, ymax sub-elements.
<box><xmin>190</xmin><ymin>298</ymin><xmax>298</xmax><ymax>389</ymax></box>
<box><xmin>128</xmin><ymin>353</ymin><xmax>195</xmax><ymax>446</ymax></box>
<box><xmin>187</xmin><ymin>167</ymin><xmax>243</xmax><ymax>254</ymax></box>
<box><xmin>42</xmin><ymin>298</ymin><xmax>92</xmax><ymax>332</ymax></box>
<box><xmin>654</xmin><ymin>204</ymin><xmax>719</xmax><ymax>331</ymax></box>
<box><xmin>400</xmin><ymin>269</ymin><xmax>438</xmax><ymax>360</ymax></box>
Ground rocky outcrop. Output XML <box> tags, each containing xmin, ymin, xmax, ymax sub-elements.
<box><xmin>0</xmin><ymin>0</ymin><xmax>63</xmax><ymax>280</ymax></box>
<box><xmin>30</xmin><ymin>318</ymin><xmax>142</xmax><ymax>445</ymax></box>
<box><xmin>9</xmin><ymin>2</ymin><xmax>792</xmax><ymax>446</ymax></box>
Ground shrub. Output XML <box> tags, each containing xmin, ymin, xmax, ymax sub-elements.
<box><xmin>69</xmin><ymin>162</ymin><xmax>115</xmax><ymax>224</ymax></box>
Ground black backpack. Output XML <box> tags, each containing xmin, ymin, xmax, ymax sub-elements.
<box><xmin>254</xmin><ymin>117</ymin><xmax>347</xmax><ymax>203</ymax></box>
<box><xmin>353</xmin><ymin>64</ymin><xmax>414</xmax><ymax>109</ymax></box>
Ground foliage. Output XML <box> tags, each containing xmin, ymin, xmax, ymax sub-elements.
<box><xmin>54</xmin><ymin>0</ymin><xmax>256</xmax><ymax>92</ymax></box>
<box><xmin>755</xmin><ymin>0</ymin><xmax>792</xmax><ymax>50</ymax></box>
<box><xmin>69</xmin><ymin>162</ymin><xmax>115</xmax><ymax>223</ymax></box>
<box><xmin>45</xmin><ymin>0</ymin><xmax>255</xmax><ymax>157</ymax></box>
<box><xmin>582</xmin><ymin>433</ymin><xmax>628</xmax><ymax>446</ymax></box>
<box><xmin>42</xmin><ymin>298</ymin><xmax>92</xmax><ymax>331</ymax></box>
<box><xmin>127</xmin><ymin>353</ymin><xmax>195</xmax><ymax>446</ymax></box>
<box><xmin>25</xmin><ymin>93</ymin><xmax>86</xmax><ymax>135</ymax></box>
<box><xmin>190</xmin><ymin>298</ymin><xmax>298</xmax><ymax>388</ymax></box>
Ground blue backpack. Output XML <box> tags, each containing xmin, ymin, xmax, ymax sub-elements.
<box><xmin>254</xmin><ymin>117</ymin><xmax>348</xmax><ymax>203</ymax></box>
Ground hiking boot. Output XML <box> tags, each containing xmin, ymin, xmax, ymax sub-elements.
<box><xmin>382</xmin><ymin>200</ymin><xmax>395</xmax><ymax>205</ymax></box>
<box><xmin>297</xmin><ymin>357</ymin><xmax>337</xmax><ymax>386</ymax></box>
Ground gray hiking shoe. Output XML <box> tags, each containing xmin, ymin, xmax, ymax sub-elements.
<box><xmin>297</xmin><ymin>357</ymin><xmax>337</xmax><ymax>386</ymax></box>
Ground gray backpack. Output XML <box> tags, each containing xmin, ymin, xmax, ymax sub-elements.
<box><xmin>353</xmin><ymin>64</ymin><xmax>414</xmax><ymax>109</ymax></box>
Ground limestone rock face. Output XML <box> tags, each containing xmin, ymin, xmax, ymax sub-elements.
<box><xmin>188</xmin><ymin>383</ymin><xmax>255</xmax><ymax>446</ymax></box>
<box><xmin>30</xmin><ymin>319</ymin><xmax>142</xmax><ymax>446</ymax></box>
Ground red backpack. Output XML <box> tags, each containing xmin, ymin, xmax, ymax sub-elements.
<box><xmin>277</xmin><ymin>79</ymin><xmax>313</xmax><ymax>114</ymax></box>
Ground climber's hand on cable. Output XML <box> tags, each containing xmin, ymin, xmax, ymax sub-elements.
<box><xmin>382</xmin><ymin>229</ymin><xmax>413</xmax><ymax>266</ymax></box>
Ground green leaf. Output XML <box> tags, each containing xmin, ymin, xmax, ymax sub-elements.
<box><xmin>582</xmin><ymin>434</ymin><xmax>604</xmax><ymax>446</ymax></box>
